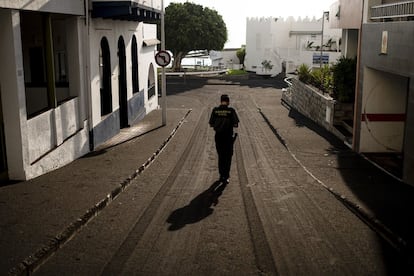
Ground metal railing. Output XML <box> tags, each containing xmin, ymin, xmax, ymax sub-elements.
<box><xmin>371</xmin><ymin>1</ymin><xmax>414</xmax><ymax>20</ymax></box>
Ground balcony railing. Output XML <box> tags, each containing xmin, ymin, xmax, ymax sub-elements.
<box><xmin>371</xmin><ymin>1</ymin><xmax>414</xmax><ymax>20</ymax></box>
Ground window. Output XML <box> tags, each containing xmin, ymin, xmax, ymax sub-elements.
<box><xmin>21</xmin><ymin>12</ymin><xmax>74</xmax><ymax>118</ymax></box>
<box><xmin>131</xmin><ymin>36</ymin><xmax>139</xmax><ymax>93</ymax></box>
<box><xmin>147</xmin><ymin>63</ymin><xmax>155</xmax><ymax>99</ymax></box>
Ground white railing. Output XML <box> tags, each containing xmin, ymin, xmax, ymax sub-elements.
<box><xmin>371</xmin><ymin>1</ymin><xmax>414</xmax><ymax>20</ymax></box>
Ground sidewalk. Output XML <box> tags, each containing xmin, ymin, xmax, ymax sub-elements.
<box><xmin>0</xmin><ymin>106</ymin><xmax>192</xmax><ymax>274</ymax></box>
<box><xmin>253</xmin><ymin>88</ymin><xmax>414</xmax><ymax>267</ymax></box>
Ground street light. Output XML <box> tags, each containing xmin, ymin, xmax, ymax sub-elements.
<box><xmin>320</xmin><ymin>11</ymin><xmax>329</xmax><ymax>68</ymax></box>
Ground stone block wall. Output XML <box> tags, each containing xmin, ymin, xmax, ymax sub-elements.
<box><xmin>282</xmin><ymin>78</ymin><xmax>346</xmax><ymax>141</ymax></box>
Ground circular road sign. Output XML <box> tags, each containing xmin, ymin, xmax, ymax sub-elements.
<box><xmin>155</xmin><ymin>50</ymin><xmax>171</xmax><ymax>67</ymax></box>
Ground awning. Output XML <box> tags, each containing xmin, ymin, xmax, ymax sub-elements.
<box><xmin>143</xmin><ymin>38</ymin><xmax>160</xmax><ymax>47</ymax></box>
<box><xmin>92</xmin><ymin>1</ymin><xmax>161</xmax><ymax>21</ymax></box>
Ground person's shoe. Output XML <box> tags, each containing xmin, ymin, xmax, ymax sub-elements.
<box><xmin>220</xmin><ymin>176</ymin><xmax>229</xmax><ymax>184</ymax></box>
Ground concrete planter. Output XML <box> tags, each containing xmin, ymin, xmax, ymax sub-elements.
<box><xmin>282</xmin><ymin>78</ymin><xmax>349</xmax><ymax>142</ymax></box>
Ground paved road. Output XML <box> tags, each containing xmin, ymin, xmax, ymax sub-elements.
<box><xmin>32</xmin><ymin>76</ymin><xmax>413</xmax><ymax>275</ymax></box>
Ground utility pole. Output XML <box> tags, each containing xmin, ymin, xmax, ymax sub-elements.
<box><xmin>320</xmin><ymin>11</ymin><xmax>329</xmax><ymax>68</ymax></box>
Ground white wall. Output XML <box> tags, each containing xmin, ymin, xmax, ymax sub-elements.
<box><xmin>329</xmin><ymin>0</ymin><xmax>363</xmax><ymax>29</ymax></box>
<box><xmin>360</xmin><ymin>68</ymin><xmax>407</xmax><ymax>152</ymax></box>
<box><xmin>210</xmin><ymin>49</ymin><xmax>239</xmax><ymax>69</ymax></box>
<box><xmin>89</xmin><ymin>19</ymin><xmax>158</xmax><ymax>129</ymax></box>
<box><xmin>0</xmin><ymin>10</ymin><xmax>29</xmax><ymax>180</ymax></box>
<box><xmin>25</xmin><ymin>98</ymin><xmax>90</xmax><ymax>180</ymax></box>
<box><xmin>246</xmin><ymin>16</ymin><xmax>342</xmax><ymax>76</ymax></box>
<box><xmin>142</xmin><ymin>23</ymin><xmax>158</xmax><ymax>111</ymax></box>
<box><xmin>27</xmin><ymin>121</ymin><xmax>89</xmax><ymax>179</ymax></box>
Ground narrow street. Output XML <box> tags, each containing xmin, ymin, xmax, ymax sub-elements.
<box><xmin>28</xmin><ymin>76</ymin><xmax>413</xmax><ymax>275</ymax></box>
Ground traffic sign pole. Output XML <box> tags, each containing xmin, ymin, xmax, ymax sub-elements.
<box><xmin>161</xmin><ymin>0</ymin><xmax>166</xmax><ymax>126</ymax></box>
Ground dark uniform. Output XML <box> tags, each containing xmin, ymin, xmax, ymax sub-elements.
<box><xmin>209</xmin><ymin>95</ymin><xmax>239</xmax><ymax>182</ymax></box>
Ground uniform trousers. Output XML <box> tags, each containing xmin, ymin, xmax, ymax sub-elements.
<box><xmin>214</xmin><ymin>133</ymin><xmax>234</xmax><ymax>179</ymax></box>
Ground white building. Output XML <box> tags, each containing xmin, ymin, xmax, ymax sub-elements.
<box><xmin>245</xmin><ymin>16</ymin><xmax>342</xmax><ymax>76</ymax></box>
<box><xmin>0</xmin><ymin>0</ymin><xmax>161</xmax><ymax>181</ymax></box>
<box><xmin>89</xmin><ymin>0</ymin><xmax>161</xmax><ymax>149</ymax></box>
<box><xmin>210</xmin><ymin>48</ymin><xmax>242</xmax><ymax>70</ymax></box>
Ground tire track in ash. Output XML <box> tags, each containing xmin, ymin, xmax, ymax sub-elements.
<box><xmin>235</xmin><ymin>137</ymin><xmax>279</xmax><ymax>276</ymax></box>
<box><xmin>233</xmin><ymin>93</ymin><xmax>379</xmax><ymax>275</ymax></box>
<box><xmin>112</xmin><ymin>89</ymin><xmax>257</xmax><ymax>275</ymax></box>
<box><xmin>229</xmin><ymin>92</ymin><xmax>279</xmax><ymax>276</ymax></box>
<box><xmin>102</xmin><ymin>104</ymin><xmax>212</xmax><ymax>275</ymax></box>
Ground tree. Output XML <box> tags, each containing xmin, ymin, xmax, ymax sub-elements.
<box><xmin>165</xmin><ymin>2</ymin><xmax>227</xmax><ymax>71</ymax></box>
<box><xmin>236</xmin><ymin>46</ymin><xmax>246</xmax><ymax>67</ymax></box>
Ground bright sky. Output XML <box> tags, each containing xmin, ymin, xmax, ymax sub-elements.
<box><xmin>164</xmin><ymin>0</ymin><xmax>337</xmax><ymax>48</ymax></box>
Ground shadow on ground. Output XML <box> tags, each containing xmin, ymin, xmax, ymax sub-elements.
<box><xmin>287</xmin><ymin>107</ymin><xmax>414</xmax><ymax>274</ymax></box>
<box><xmin>166</xmin><ymin>181</ymin><xmax>227</xmax><ymax>231</ymax></box>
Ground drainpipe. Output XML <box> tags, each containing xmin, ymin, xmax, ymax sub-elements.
<box><xmin>84</xmin><ymin>0</ymin><xmax>94</xmax><ymax>151</ymax></box>
<box><xmin>44</xmin><ymin>14</ymin><xmax>58</xmax><ymax>147</ymax></box>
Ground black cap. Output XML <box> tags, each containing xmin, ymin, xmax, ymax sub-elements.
<box><xmin>221</xmin><ymin>94</ymin><xmax>230</xmax><ymax>102</ymax></box>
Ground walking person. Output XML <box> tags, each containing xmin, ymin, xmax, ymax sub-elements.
<box><xmin>209</xmin><ymin>94</ymin><xmax>239</xmax><ymax>183</ymax></box>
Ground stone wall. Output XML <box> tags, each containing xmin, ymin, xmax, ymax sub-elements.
<box><xmin>282</xmin><ymin>78</ymin><xmax>346</xmax><ymax>141</ymax></box>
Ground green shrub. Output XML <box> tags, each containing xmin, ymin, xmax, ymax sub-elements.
<box><xmin>227</xmin><ymin>69</ymin><xmax>247</xmax><ymax>76</ymax></box>
<box><xmin>298</xmin><ymin>64</ymin><xmax>311</xmax><ymax>83</ymax></box>
<box><xmin>310</xmin><ymin>65</ymin><xmax>333</xmax><ymax>94</ymax></box>
<box><xmin>332</xmin><ymin>56</ymin><xmax>357</xmax><ymax>103</ymax></box>
<box><xmin>297</xmin><ymin>58</ymin><xmax>356</xmax><ymax>102</ymax></box>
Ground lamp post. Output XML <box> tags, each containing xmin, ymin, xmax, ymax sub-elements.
<box><xmin>161</xmin><ymin>0</ymin><xmax>167</xmax><ymax>126</ymax></box>
<box><xmin>320</xmin><ymin>11</ymin><xmax>329</xmax><ymax>68</ymax></box>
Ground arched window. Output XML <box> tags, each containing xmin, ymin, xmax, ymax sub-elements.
<box><xmin>99</xmin><ymin>37</ymin><xmax>112</xmax><ymax>116</ymax></box>
<box><xmin>147</xmin><ymin>63</ymin><xmax>156</xmax><ymax>99</ymax></box>
<box><xmin>131</xmin><ymin>36</ymin><xmax>139</xmax><ymax>94</ymax></box>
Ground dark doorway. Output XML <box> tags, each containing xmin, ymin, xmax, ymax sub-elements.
<box><xmin>131</xmin><ymin>36</ymin><xmax>139</xmax><ymax>94</ymax></box>
<box><xmin>100</xmin><ymin>37</ymin><xmax>112</xmax><ymax>116</ymax></box>
<box><xmin>118</xmin><ymin>36</ymin><xmax>128</xmax><ymax>128</ymax></box>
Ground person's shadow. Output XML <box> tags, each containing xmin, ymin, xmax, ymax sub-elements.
<box><xmin>166</xmin><ymin>181</ymin><xmax>228</xmax><ymax>231</ymax></box>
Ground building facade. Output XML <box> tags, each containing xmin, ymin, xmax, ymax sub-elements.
<box><xmin>329</xmin><ymin>0</ymin><xmax>363</xmax><ymax>59</ymax></box>
<box><xmin>245</xmin><ymin>16</ymin><xmax>342</xmax><ymax>76</ymax></box>
<box><xmin>210</xmin><ymin>48</ymin><xmax>242</xmax><ymax>70</ymax></box>
<box><xmin>89</xmin><ymin>0</ymin><xmax>161</xmax><ymax>149</ymax></box>
<box><xmin>0</xmin><ymin>0</ymin><xmax>161</xmax><ymax>181</ymax></box>
<box><xmin>354</xmin><ymin>0</ymin><xmax>414</xmax><ymax>185</ymax></box>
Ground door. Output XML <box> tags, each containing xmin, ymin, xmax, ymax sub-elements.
<box><xmin>118</xmin><ymin>37</ymin><xmax>128</xmax><ymax>128</ymax></box>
